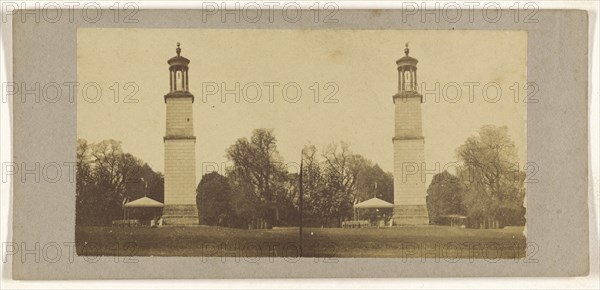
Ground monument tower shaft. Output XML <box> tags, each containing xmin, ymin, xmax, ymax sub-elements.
<box><xmin>392</xmin><ymin>44</ymin><xmax>430</xmax><ymax>225</ymax></box>
<box><xmin>163</xmin><ymin>43</ymin><xmax>198</xmax><ymax>225</ymax></box>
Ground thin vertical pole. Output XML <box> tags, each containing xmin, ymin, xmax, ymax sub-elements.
<box><xmin>400</xmin><ymin>67</ymin><xmax>404</xmax><ymax>92</ymax></box>
<box><xmin>409</xmin><ymin>67</ymin><xmax>414</xmax><ymax>91</ymax></box>
<box><xmin>185</xmin><ymin>69</ymin><xmax>189</xmax><ymax>91</ymax></box>
<box><xmin>398</xmin><ymin>67</ymin><xmax>402</xmax><ymax>92</ymax></box>
<box><xmin>299</xmin><ymin>157</ymin><xmax>303</xmax><ymax>257</ymax></box>
<box><xmin>414</xmin><ymin>67</ymin><xmax>417</xmax><ymax>90</ymax></box>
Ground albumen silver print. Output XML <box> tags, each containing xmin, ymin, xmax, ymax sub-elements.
<box><xmin>75</xmin><ymin>29</ymin><xmax>527</xmax><ymax>259</ymax></box>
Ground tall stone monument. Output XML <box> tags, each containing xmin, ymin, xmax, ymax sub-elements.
<box><xmin>162</xmin><ymin>43</ymin><xmax>198</xmax><ymax>225</ymax></box>
<box><xmin>392</xmin><ymin>44</ymin><xmax>430</xmax><ymax>225</ymax></box>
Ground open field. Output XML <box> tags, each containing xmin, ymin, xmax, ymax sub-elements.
<box><xmin>76</xmin><ymin>225</ymin><xmax>526</xmax><ymax>259</ymax></box>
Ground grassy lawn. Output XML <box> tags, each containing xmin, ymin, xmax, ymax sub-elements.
<box><xmin>75</xmin><ymin>225</ymin><xmax>526</xmax><ymax>259</ymax></box>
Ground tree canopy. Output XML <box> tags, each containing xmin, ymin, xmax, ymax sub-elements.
<box><xmin>196</xmin><ymin>172</ymin><xmax>233</xmax><ymax>226</ymax></box>
<box><xmin>226</xmin><ymin>128</ymin><xmax>288</xmax><ymax>229</ymax></box>
<box><xmin>426</xmin><ymin>170</ymin><xmax>464</xmax><ymax>224</ymax></box>
<box><xmin>455</xmin><ymin>125</ymin><xmax>526</xmax><ymax>228</ymax></box>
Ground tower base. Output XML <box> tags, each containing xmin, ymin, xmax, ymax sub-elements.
<box><xmin>392</xmin><ymin>205</ymin><xmax>429</xmax><ymax>226</ymax></box>
<box><xmin>161</xmin><ymin>204</ymin><xmax>198</xmax><ymax>226</ymax></box>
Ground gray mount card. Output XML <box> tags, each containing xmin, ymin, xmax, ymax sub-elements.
<box><xmin>6</xmin><ymin>9</ymin><xmax>591</xmax><ymax>279</ymax></box>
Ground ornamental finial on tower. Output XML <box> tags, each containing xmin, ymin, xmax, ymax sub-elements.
<box><xmin>176</xmin><ymin>42</ymin><xmax>181</xmax><ymax>56</ymax></box>
<box><xmin>404</xmin><ymin>42</ymin><xmax>409</xmax><ymax>56</ymax></box>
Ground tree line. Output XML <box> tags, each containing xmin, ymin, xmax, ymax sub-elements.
<box><xmin>76</xmin><ymin>125</ymin><xmax>525</xmax><ymax>229</ymax></box>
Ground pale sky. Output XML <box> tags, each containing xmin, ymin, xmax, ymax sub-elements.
<box><xmin>77</xmin><ymin>29</ymin><xmax>527</xmax><ymax>186</ymax></box>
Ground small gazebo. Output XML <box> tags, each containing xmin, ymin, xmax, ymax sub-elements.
<box><xmin>351</xmin><ymin>197</ymin><xmax>394</xmax><ymax>227</ymax></box>
<box><xmin>122</xmin><ymin>197</ymin><xmax>164</xmax><ymax>226</ymax></box>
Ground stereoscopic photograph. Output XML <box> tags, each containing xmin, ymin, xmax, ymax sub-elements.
<box><xmin>72</xmin><ymin>29</ymin><xmax>530</xmax><ymax>259</ymax></box>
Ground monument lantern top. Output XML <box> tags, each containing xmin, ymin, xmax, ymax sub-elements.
<box><xmin>396</xmin><ymin>43</ymin><xmax>418</xmax><ymax>66</ymax></box>
<box><xmin>168</xmin><ymin>42</ymin><xmax>190</xmax><ymax>66</ymax></box>
<box><xmin>395</xmin><ymin>43</ymin><xmax>419</xmax><ymax>94</ymax></box>
<box><xmin>166</xmin><ymin>42</ymin><xmax>192</xmax><ymax>95</ymax></box>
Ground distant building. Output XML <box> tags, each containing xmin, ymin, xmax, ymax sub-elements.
<box><xmin>162</xmin><ymin>43</ymin><xmax>198</xmax><ymax>225</ymax></box>
<box><xmin>391</xmin><ymin>44</ymin><xmax>430</xmax><ymax>225</ymax></box>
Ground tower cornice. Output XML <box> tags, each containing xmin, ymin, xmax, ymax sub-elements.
<box><xmin>163</xmin><ymin>136</ymin><xmax>197</xmax><ymax>142</ymax></box>
<box><xmin>392</xmin><ymin>136</ymin><xmax>424</xmax><ymax>141</ymax></box>
<box><xmin>392</xmin><ymin>92</ymin><xmax>423</xmax><ymax>103</ymax></box>
<box><xmin>164</xmin><ymin>91</ymin><xmax>195</xmax><ymax>103</ymax></box>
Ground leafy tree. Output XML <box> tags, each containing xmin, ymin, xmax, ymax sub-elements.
<box><xmin>426</xmin><ymin>170</ymin><xmax>464</xmax><ymax>224</ymax></box>
<box><xmin>227</xmin><ymin>168</ymin><xmax>266</xmax><ymax>229</ymax></box>
<box><xmin>320</xmin><ymin>142</ymin><xmax>359</xmax><ymax>226</ymax></box>
<box><xmin>299</xmin><ymin>143</ymin><xmax>393</xmax><ymax>227</ymax></box>
<box><xmin>196</xmin><ymin>172</ymin><xmax>233</xmax><ymax>226</ymax></box>
<box><xmin>456</xmin><ymin>125</ymin><xmax>526</xmax><ymax>228</ymax></box>
<box><xmin>226</xmin><ymin>128</ymin><xmax>287</xmax><ymax>228</ymax></box>
<box><xmin>321</xmin><ymin>142</ymin><xmax>359</xmax><ymax>200</ymax></box>
<box><xmin>300</xmin><ymin>145</ymin><xmax>330</xmax><ymax>226</ymax></box>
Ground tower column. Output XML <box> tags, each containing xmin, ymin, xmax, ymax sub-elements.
<box><xmin>162</xmin><ymin>42</ymin><xmax>198</xmax><ymax>226</ymax></box>
<box><xmin>392</xmin><ymin>43</ymin><xmax>429</xmax><ymax>226</ymax></box>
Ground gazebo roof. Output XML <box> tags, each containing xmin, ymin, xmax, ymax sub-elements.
<box><xmin>123</xmin><ymin>197</ymin><xmax>164</xmax><ymax>208</ymax></box>
<box><xmin>354</xmin><ymin>197</ymin><xmax>394</xmax><ymax>209</ymax></box>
